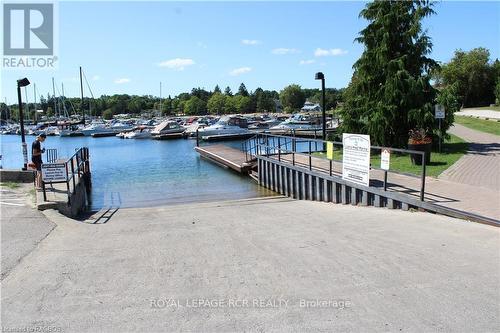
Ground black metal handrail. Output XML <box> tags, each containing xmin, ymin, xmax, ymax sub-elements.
<box><xmin>41</xmin><ymin>147</ymin><xmax>90</xmax><ymax>204</ymax></box>
<box><xmin>248</xmin><ymin>132</ymin><xmax>427</xmax><ymax>201</ymax></box>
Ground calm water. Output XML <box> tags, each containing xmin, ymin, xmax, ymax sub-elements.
<box><xmin>0</xmin><ymin>135</ymin><xmax>273</xmax><ymax>209</ymax></box>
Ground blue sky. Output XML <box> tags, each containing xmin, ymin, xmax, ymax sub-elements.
<box><xmin>2</xmin><ymin>1</ymin><xmax>499</xmax><ymax>104</ymax></box>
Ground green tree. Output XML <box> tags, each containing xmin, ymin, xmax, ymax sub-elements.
<box><xmin>279</xmin><ymin>84</ymin><xmax>306</xmax><ymax>111</ymax></box>
<box><xmin>191</xmin><ymin>88</ymin><xmax>211</xmax><ymax>102</ymax></box>
<box><xmin>163</xmin><ymin>96</ymin><xmax>173</xmax><ymax>115</ymax></box>
<box><xmin>184</xmin><ymin>96</ymin><xmax>206</xmax><ymax>115</ymax></box>
<box><xmin>224</xmin><ymin>96</ymin><xmax>237</xmax><ymax>114</ymax></box>
<box><xmin>437</xmin><ymin>48</ymin><xmax>496</xmax><ymax>107</ymax></box>
<box><xmin>435</xmin><ymin>83</ymin><xmax>459</xmax><ymax>140</ymax></box>
<box><xmin>213</xmin><ymin>85</ymin><xmax>222</xmax><ymax>94</ymax></box>
<box><xmin>0</xmin><ymin>103</ymin><xmax>8</xmax><ymax>120</ymax></box>
<box><xmin>46</xmin><ymin>106</ymin><xmax>54</xmax><ymax>117</ymax></box>
<box><xmin>237</xmin><ymin>83</ymin><xmax>249</xmax><ymax>97</ymax></box>
<box><xmin>224</xmin><ymin>86</ymin><xmax>233</xmax><ymax>96</ymax></box>
<box><xmin>102</xmin><ymin>109</ymin><xmax>113</xmax><ymax>120</ymax></box>
<box><xmin>255</xmin><ymin>88</ymin><xmax>276</xmax><ymax>113</ymax></box>
<box><xmin>207</xmin><ymin>93</ymin><xmax>227</xmax><ymax>114</ymax></box>
<box><xmin>310</xmin><ymin>88</ymin><xmax>344</xmax><ymax>110</ymax></box>
<box><xmin>341</xmin><ymin>0</ymin><xmax>439</xmax><ymax>147</ymax></box>
<box><xmin>233</xmin><ymin>95</ymin><xmax>253</xmax><ymax>114</ymax></box>
<box><xmin>495</xmin><ymin>81</ymin><xmax>500</xmax><ymax>105</ymax></box>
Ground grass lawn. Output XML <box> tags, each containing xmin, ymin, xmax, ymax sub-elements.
<box><xmin>465</xmin><ymin>106</ymin><xmax>500</xmax><ymax>112</ymax></box>
<box><xmin>455</xmin><ymin>116</ymin><xmax>500</xmax><ymax>136</ymax></box>
<box><xmin>314</xmin><ymin>134</ymin><xmax>468</xmax><ymax>178</ymax></box>
<box><xmin>1</xmin><ymin>182</ymin><xmax>20</xmax><ymax>189</ymax></box>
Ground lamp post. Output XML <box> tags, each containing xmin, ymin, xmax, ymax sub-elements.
<box><xmin>315</xmin><ymin>72</ymin><xmax>326</xmax><ymax>141</ymax></box>
<box><xmin>17</xmin><ymin>77</ymin><xmax>30</xmax><ymax>170</ymax></box>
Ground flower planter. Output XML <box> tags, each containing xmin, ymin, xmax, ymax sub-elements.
<box><xmin>408</xmin><ymin>142</ymin><xmax>432</xmax><ymax>165</ymax></box>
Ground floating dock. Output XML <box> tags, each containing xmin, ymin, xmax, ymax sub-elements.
<box><xmin>91</xmin><ymin>132</ymin><xmax>117</xmax><ymax>138</ymax></box>
<box><xmin>152</xmin><ymin>133</ymin><xmax>185</xmax><ymax>140</ymax></box>
<box><xmin>194</xmin><ymin>144</ymin><xmax>256</xmax><ymax>173</ymax></box>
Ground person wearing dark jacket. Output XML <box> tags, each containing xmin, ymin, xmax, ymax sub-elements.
<box><xmin>32</xmin><ymin>133</ymin><xmax>46</xmax><ymax>188</ymax></box>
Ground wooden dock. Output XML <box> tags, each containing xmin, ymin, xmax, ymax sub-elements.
<box><xmin>195</xmin><ymin>144</ymin><xmax>255</xmax><ymax>173</ymax></box>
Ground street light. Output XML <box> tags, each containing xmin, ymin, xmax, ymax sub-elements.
<box><xmin>315</xmin><ymin>72</ymin><xmax>326</xmax><ymax>141</ymax></box>
<box><xmin>17</xmin><ymin>77</ymin><xmax>30</xmax><ymax>170</ymax></box>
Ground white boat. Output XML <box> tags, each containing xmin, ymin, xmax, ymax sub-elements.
<box><xmin>124</xmin><ymin>126</ymin><xmax>152</xmax><ymax>139</ymax></box>
<box><xmin>270</xmin><ymin>114</ymin><xmax>321</xmax><ymax>132</ymax></box>
<box><xmin>44</xmin><ymin>126</ymin><xmax>59</xmax><ymax>136</ymax></box>
<box><xmin>81</xmin><ymin>120</ymin><xmax>108</xmax><ymax>136</ymax></box>
<box><xmin>197</xmin><ymin>116</ymin><xmax>249</xmax><ymax>137</ymax></box>
<box><xmin>109</xmin><ymin>121</ymin><xmax>134</xmax><ymax>133</ymax></box>
<box><xmin>151</xmin><ymin>120</ymin><xmax>185</xmax><ymax>136</ymax></box>
<box><xmin>183</xmin><ymin>122</ymin><xmax>207</xmax><ymax>137</ymax></box>
<box><xmin>58</xmin><ymin>124</ymin><xmax>82</xmax><ymax>137</ymax></box>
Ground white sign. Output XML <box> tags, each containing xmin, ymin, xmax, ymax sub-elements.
<box><xmin>22</xmin><ymin>142</ymin><xmax>28</xmax><ymax>164</ymax></box>
<box><xmin>381</xmin><ymin>149</ymin><xmax>390</xmax><ymax>170</ymax></box>
<box><xmin>342</xmin><ymin>133</ymin><xmax>371</xmax><ymax>186</ymax></box>
<box><xmin>41</xmin><ymin>163</ymin><xmax>67</xmax><ymax>182</ymax></box>
<box><xmin>435</xmin><ymin>104</ymin><xmax>445</xmax><ymax>119</ymax></box>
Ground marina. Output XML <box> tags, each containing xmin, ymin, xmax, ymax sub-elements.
<box><xmin>0</xmin><ymin>134</ymin><xmax>275</xmax><ymax>210</ymax></box>
<box><xmin>1</xmin><ymin>1</ymin><xmax>499</xmax><ymax>332</ymax></box>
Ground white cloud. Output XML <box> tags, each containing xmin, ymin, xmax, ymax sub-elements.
<box><xmin>242</xmin><ymin>39</ymin><xmax>261</xmax><ymax>45</ymax></box>
<box><xmin>158</xmin><ymin>58</ymin><xmax>195</xmax><ymax>71</ymax></box>
<box><xmin>314</xmin><ymin>48</ymin><xmax>348</xmax><ymax>57</ymax></box>
<box><xmin>114</xmin><ymin>78</ymin><xmax>130</xmax><ymax>84</ymax></box>
<box><xmin>229</xmin><ymin>67</ymin><xmax>252</xmax><ymax>76</ymax></box>
<box><xmin>92</xmin><ymin>75</ymin><xmax>100</xmax><ymax>81</ymax></box>
<box><xmin>271</xmin><ymin>48</ymin><xmax>300</xmax><ymax>55</ymax></box>
<box><xmin>299</xmin><ymin>59</ymin><xmax>315</xmax><ymax>65</ymax></box>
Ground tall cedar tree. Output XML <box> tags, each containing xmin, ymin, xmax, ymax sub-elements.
<box><xmin>342</xmin><ymin>0</ymin><xmax>439</xmax><ymax>147</ymax></box>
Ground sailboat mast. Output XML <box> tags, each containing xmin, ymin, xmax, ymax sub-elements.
<box><xmin>52</xmin><ymin>77</ymin><xmax>58</xmax><ymax>119</ymax></box>
<box><xmin>33</xmin><ymin>83</ymin><xmax>37</xmax><ymax>123</ymax></box>
<box><xmin>159</xmin><ymin>82</ymin><xmax>162</xmax><ymax>115</ymax></box>
<box><xmin>61</xmin><ymin>83</ymin><xmax>69</xmax><ymax>118</ymax></box>
<box><xmin>80</xmin><ymin>66</ymin><xmax>85</xmax><ymax>123</ymax></box>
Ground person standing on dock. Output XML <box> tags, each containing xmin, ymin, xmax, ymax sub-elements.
<box><xmin>31</xmin><ymin>133</ymin><xmax>46</xmax><ymax>189</ymax></box>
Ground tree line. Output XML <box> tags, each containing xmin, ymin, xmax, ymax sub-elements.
<box><xmin>1</xmin><ymin>83</ymin><xmax>344</xmax><ymax>121</ymax></box>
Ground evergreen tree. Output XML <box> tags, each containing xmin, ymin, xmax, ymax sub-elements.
<box><xmin>213</xmin><ymin>85</ymin><xmax>222</xmax><ymax>94</ymax></box>
<box><xmin>224</xmin><ymin>86</ymin><xmax>233</xmax><ymax>96</ymax></box>
<box><xmin>237</xmin><ymin>83</ymin><xmax>249</xmax><ymax>97</ymax></box>
<box><xmin>341</xmin><ymin>0</ymin><xmax>440</xmax><ymax>147</ymax></box>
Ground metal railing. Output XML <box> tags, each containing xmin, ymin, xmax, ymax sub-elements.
<box><xmin>243</xmin><ymin>133</ymin><xmax>427</xmax><ymax>201</ymax></box>
<box><xmin>46</xmin><ymin>148</ymin><xmax>58</xmax><ymax>163</ymax></box>
<box><xmin>42</xmin><ymin>147</ymin><xmax>91</xmax><ymax>204</ymax></box>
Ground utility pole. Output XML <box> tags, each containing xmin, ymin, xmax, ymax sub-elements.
<box><xmin>24</xmin><ymin>84</ymin><xmax>29</xmax><ymax>122</ymax></box>
<box><xmin>17</xmin><ymin>78</ymin><xmax>31</xmax><ymax>170</ymax></box>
